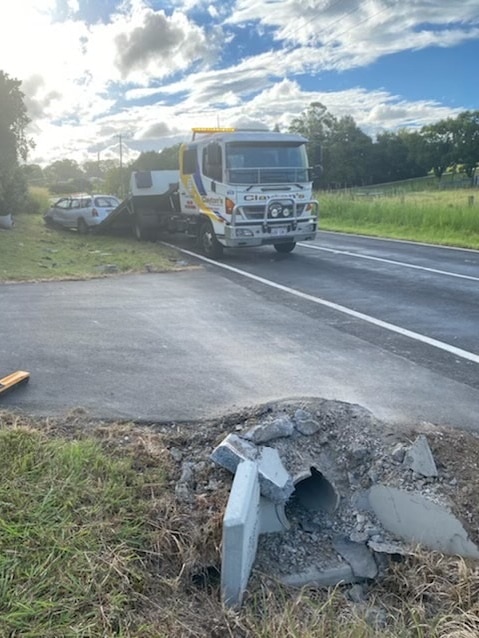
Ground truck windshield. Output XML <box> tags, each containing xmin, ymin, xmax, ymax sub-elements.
<box><xmin>225</xmin><ymin>142</ymin><xmax>309</xmax><ymax>184</ymax></box>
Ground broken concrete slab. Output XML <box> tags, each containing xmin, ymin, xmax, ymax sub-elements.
<box><xmin>221</xmin><ymin>460</ymin><xmax>261</xmax><ymax>607</ymax></box>
<box><xmin>242</xmin><ymin>415</ymin><xmax>294</xmax><ymax>444</ymax></box>
<box><xmin>211</xmin><ymin>398</ymin><xmax>479</xmax><ymax>607</ymax></box>
<box><xmin>368</xmin><ymin>485</ymin><xmax>479</xmax><ymax>559</ymax></box>
<box><xmin>403</xmin><ymin>435</ymin><xmax>438</xmax><ymax>477</ymax></box>
<box><xmin>332</xmin><ymin>536</ymin><xmax>378</xmax><ymax>579</ymax></box>
<box><xmin>293</xmin><ymin>409</ymin><xmax>321</xmax><ymax>435</ymax></box>
<box><xmin>210</xmin><ymin>433</ymin><xmax>258</xmax><ymax>474</ymax></box>
<box><xmin>259</xmin><ymin>497</ymin><xmax>290</xmax><ymax>534</ymax></box>
<box><xmin>257</xmin><ymin>446</ymin><xmax>295</xmax><ymax>504</ymax></box>
<box><xmin>211</xmin><ymin>434</ymin><xmax>294</xmax><ymax>504</ymax></box>
<box><xmin>281</xmin><ymin>563</ymin><xmax>357</xmax><ymax>588</ymax></box>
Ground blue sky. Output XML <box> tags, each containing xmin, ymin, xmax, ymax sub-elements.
<box><xmin>1</xmin><ymin>0</ymin><xmax>478</xmax><ymax>165</ymax></box>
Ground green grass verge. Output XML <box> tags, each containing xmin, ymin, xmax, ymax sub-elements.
<box><xmin>0</xmin><ymin>214</ymin><xmax>181</xmax><ymax>282</ymax></box>
<box><xmin>318</xmin><ymin>189</ymin><xmax>479</xmax><ymax>249</ymax></box>
<box><xmin>0</xmin><ymin>423</ymin><xmax>165</xmax><ymax>637</ymax></box>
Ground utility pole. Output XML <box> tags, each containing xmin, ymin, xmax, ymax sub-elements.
<box><xmin>117</xmin><ymin>134</ymin><xmax>124</xmax><ymax>198</ymax></box>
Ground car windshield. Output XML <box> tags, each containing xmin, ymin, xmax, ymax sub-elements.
<box><xmin>226</xmin><ymin>142</ymin><xmax>309</xmax><ymax>184</ymax></box>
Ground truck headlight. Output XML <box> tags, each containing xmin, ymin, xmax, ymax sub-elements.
<box><xmin>236</xmin><ymin>228</ymin><xmax>254</xmax><ymax>237</ymax></box>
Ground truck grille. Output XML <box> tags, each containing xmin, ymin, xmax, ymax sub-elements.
<box><xmin>240</xmin><ymin>204</ymin><xmax>306</xmax><ymax>220</ymax></box>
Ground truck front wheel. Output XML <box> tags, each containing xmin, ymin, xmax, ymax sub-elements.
<box><xmin>274</xmin><ymin>241</ymin><xmax>296</xmax><ymax>254</ymax></box>
<box><xmin>198</xmin><ymin>220</ymin><xmax>223</xmax><ymax>259</ymax></box>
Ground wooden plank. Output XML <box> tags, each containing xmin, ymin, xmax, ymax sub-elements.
<box><xmin>0</xmin><ymin>371</ymin><xmax>30</xmax><ymax>396</ymax></box>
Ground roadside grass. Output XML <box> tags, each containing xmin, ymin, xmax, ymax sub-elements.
<box><xmin>1</xmin><ymin>410</ymin><xmax>479</xmax><ymax>637</ymax></box>
<box><xmin>0</xmin><ymin>214</ymin><xmax>181</xmax><ymax>282</ymax></box>
<box><xmin>0</xmin><ymin>415</ymin><xmax>166</xmax><ymax>636</ymax></box>
<box><xmin>28</xmin><ymin>186</ymin><xmax>52</xmax><ymax>213</ymax></box>
<box><xmin>318</xmin><ymin>189</ymin><xmax>479</xmax><ymax>249</ymax></box>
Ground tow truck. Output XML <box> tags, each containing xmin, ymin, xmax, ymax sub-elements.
<box><xmin>99</xmin><ymin>127</ymin><xmax>320</xmax><ymax>258</ymax></box>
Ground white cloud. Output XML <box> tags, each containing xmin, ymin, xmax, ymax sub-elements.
<box><xmin>227</xmin><ymin>0</ymin><xmax>479</xmax><ymax>70</ymax></box>
<box><xmin>0</xmin><ymin>0</ymin><xmax>474</xmax><ymax>165</ymax></box>
<box><xmin>114</xmin><ymin>9</ymin><xmax>219</xmax><ymax>80</ymax></box>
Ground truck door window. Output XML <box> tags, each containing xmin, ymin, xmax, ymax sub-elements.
<box><xmin>182</xmin><ymin>148</ymin><xmax>197</xmax><ymax>175</ymax></box>
<box><xmin>203</xmin><ymin>143</ymin><xmax>222</xmax><ymax>182</ymax></box>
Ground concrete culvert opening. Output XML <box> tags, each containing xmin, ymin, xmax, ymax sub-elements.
<box><xmin>291</xmin><ymin>467</ymin><xmax>339</xmax><ymax>514</ymax></box>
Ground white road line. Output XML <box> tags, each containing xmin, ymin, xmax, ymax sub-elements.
<box><xmin>297</xmin><ymin>243</ymin><xmax>479</xmax><ymax>282</ymax></box>
<box><xmin>317</xmin><ymin>229</ymin><xmax>479</xmax><ymax>254</ymax></box>
<box><xmin>161</xmin><ymin>242</ymin><xmax>479</xmax><ymax>365</ymax></box>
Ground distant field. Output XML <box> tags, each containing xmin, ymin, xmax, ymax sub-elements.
<box><xmin>318</xmin><ymin>188</ymin><xmax>479</xmax><ymax>249</ymax></box>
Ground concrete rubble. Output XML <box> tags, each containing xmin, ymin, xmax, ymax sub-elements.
<box><xmin>208</xmin><ymin>398</ymin><xmax>479</xmax><ymax>607</ymax></box>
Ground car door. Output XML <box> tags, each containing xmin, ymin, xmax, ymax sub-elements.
<box><xmin>66</xmin><ymin>197</ymin><xmax>81</xmax><ymax>228</ymax></box>
<box><xmin>51</xmin><ymin>198</ymin><xmax>70</xmax><ymax>225</ymax></box>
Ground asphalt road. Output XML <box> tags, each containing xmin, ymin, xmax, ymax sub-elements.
<box><xmin>1</xmin><ymin>231</ymin><xmax>478</xmax><ymax>430</ymax></box>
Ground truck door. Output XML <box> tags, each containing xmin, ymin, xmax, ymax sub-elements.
<box><xmin>179</xmin><ymin>145</ymin><xmax>200</xmax><ymax>213</ymax></box>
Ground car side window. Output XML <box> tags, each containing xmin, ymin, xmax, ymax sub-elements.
<box><xmin>82</xmin><ymin>198</ymin><xmax>92</xmax><ymax>207</ymax></box>
<box><xmin>70</xmin><ymin>199</ymin><xmax>80</xmax><ymax>209</ymax></box>
<box><xmin>56</xmin><ymin>199</ymin><xmax>70</xmax><ymax>209</ymax></box>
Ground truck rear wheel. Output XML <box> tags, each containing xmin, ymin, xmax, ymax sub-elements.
<box><xmin>133</xmin><ymin>218</ymin><xmax>155</xmax><ymax>241</ymax></box>
<box><xmin>199</xmin><ymin>220</ymin><xmax>223</xmax><ymax>259</ymax></box>
<box><xmin>274</xmin><ymin>241</ymin><xmax>296</xmax><ymax>254</ymax></box>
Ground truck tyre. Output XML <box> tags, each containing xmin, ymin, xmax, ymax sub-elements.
<box><xmin>274</xmin><ymin>241</ymin><xmax>296</xmax><ymax>254</ymax></box>
<box><xmin>133</xmin><ymin>217</ymin><xmax>153</xmax><ymax>241</ymax></box>
<box><xmin>199</xmin><ymin>220</ymin><xmax>223</xmax><ymax>259</ymax></box>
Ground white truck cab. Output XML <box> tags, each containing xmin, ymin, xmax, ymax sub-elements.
<box><xmin>178</xmin><ymin>128</ymin><xmax>319</xmax><ymax>257</ymax></box>
<box><xmin>100</xmin><ymin>127</ymin><xmax>319</xmax><ymax>258</ymax></box>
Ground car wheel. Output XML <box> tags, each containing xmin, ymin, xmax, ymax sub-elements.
<box><xmin>198</xmin><ymin>220</ymin><xmax>223</xmax><ymax>259</ymax></box>
<box><xmin>274</xmin><ymin>241</ymin><xmax>296</xmax><ymax>254</ymax></box>
<box><xmin>77</xmin><ymin>218</ymin><xmax>89</xmax><ymax>235</ymax></box>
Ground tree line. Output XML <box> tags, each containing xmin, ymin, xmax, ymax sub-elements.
<box><xmin>28</xmin><ymin>104</ymin><xmax>479</xmax><ymax>196</ymax></box>
<box><xmin>1</xmin><ymin>66</ymin><xmax>478</xmax><ymax>216</ymax></box>
<box><xmin>289</xmin><ymin>102</ymin><xmax>479</xmax><ymax>189</ymax></box>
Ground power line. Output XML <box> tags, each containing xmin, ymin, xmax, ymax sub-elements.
<box><xmin>278</xmin><ymin>1</ymin><xmax>390</xmax><ymax>53</ymax></box>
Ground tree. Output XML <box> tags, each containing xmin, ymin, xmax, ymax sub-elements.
<box><xmin>130</xmin><ymin>146</ymin><xmax>181</xmax><ymax>171</ymax></box>
<box><xmin>22</xmin><ymin>164</ymin><xmax>45</xmax><ymax>185</ymax></box>
<box><xmin>289</xmin><ymin>102</ymin><xmax>336</xmax><ymax>173</ymax></box>
<box><xmin>322</xmin><ymin>116</ymin><xmax>374</xmax><ymax>188</ymax></box>
<box><xmin>449</xmin><ymin>111</ymin><xmax>479</xmax><ymax>178</ymax></box>
<box><xmin>289</xmin><ymin>104</ymin><xmax>378</xmax><ymax>188</ymax></box>
<box><xmin>0</xmin><ymin>70</ymin><xmax>33</xmax><ymax>214</ymax></box>
<box><xmin>103</xmin><ymin>165</ymin><xmax>129</xmax><ymax>198</ymax></box>
<box><xmin>372</xmin><ymin>131</ymin><xmax>427</xmax><ymax>184</ymax></box>
<box><xmin>44</xmin><ymin>159</ymin><xmax>84</xmax><ymax>184</ymax></box>
<box><xmin>416</xmin><ymin>121</ymin><xmax>454</xmax><ymax>179</ymax></box>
